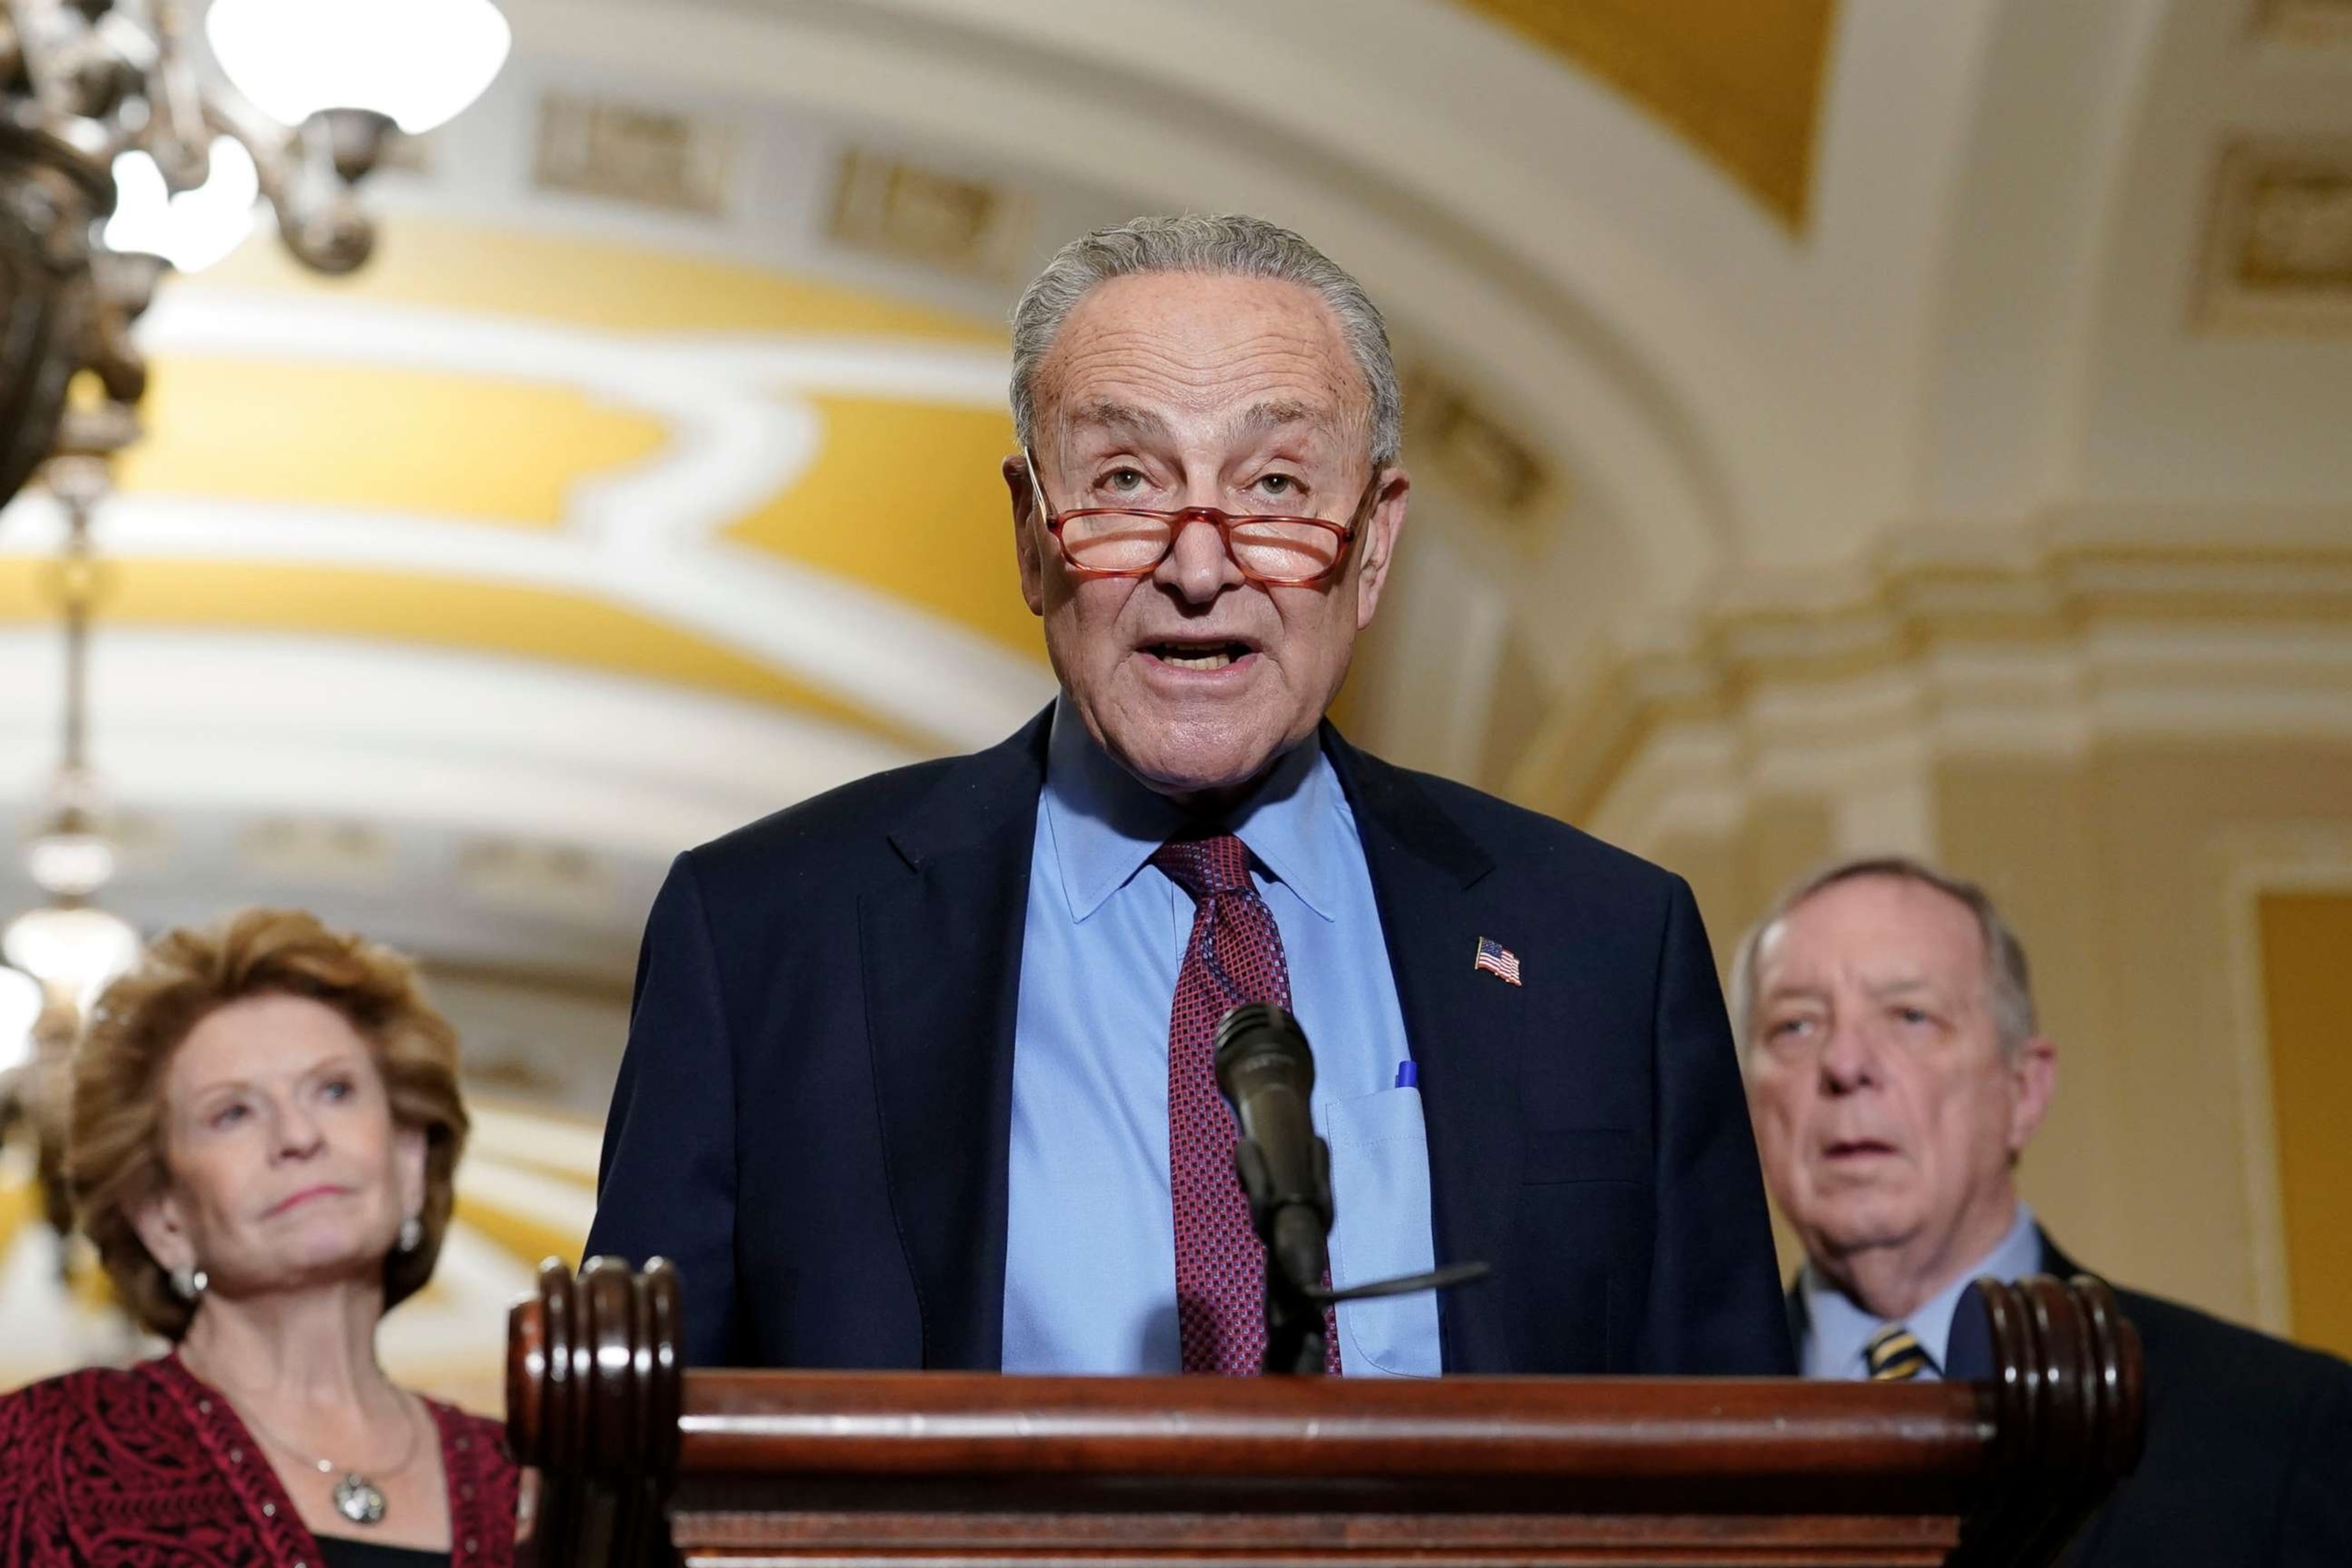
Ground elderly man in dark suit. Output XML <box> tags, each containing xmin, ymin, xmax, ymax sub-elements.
<box><xmin>586</xmin><ymin>214</ymin><xmax>1791</xmax><ymax>1379</ymax></box>
<box><xmin>1735</xmin><ymin>856</ymin><xmax>2352</xmax><ymax>1566</ymax></box>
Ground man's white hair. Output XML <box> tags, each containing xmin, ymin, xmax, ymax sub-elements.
<box><xmin>1009</xmin><ymin>214</ymin><xmax>1403</xmax><ymax>471</ymax></box>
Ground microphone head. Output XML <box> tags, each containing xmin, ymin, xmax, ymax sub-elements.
<box><xmin>1214</xmin><ymin>1001</ymin><xmax>1315</xmax><ymax>1111</ymax></box>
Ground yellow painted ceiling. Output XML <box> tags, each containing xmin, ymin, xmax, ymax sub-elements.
<box><xmin>117</xmin><ymin>358</ymin><xmax>668</xmax><ymax>526</ymax></box>
<box><xmin>0</xmin><ymin>558</ymin><xmax>909</xmax><ymax>741</ymax></box>
<box><xmin>725</xmin><ymin>395</ymin><xmax>1042</xmax><ymax>657</ymax></box>
<box><xmin>0</xmin><ymin>1174</ymin><xmax>35</xmax><ymax>1268</ymax></box>
<box><xmin>1449</xmin><ymin>0</ymin><xmax>1836</xmax><ymax>229</ymax></box>
<box><xmin>194</xmin><ymin>217</ymin><xmax>1004</xmax><ymax>341</ymax></box>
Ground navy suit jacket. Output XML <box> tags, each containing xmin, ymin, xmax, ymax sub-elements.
<box><xmin>1798</xmin><ymin>1232</ymin><xmax>2352</xmax><ymax>1567</ymax></box>
<box><xmin>586</xmin><ymin>710</ymin><xmax>1793</xmax><ymax>1376</ymax></box>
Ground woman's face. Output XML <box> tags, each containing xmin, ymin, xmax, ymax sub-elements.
<box><xmin>134</xmin><ymin>992</ymin><xmax>426</xmax><ymax>1302</ymax></box>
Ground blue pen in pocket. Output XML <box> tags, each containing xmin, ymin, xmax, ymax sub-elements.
<box><xmin>1393</xmin><ymin>1060</ymin><xmax>1418</xmax><ymax>1089</ymax></box>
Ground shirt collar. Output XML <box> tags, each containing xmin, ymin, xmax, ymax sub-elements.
<box><xmin>1801</xmin><ymin>1201</ymin><xmax>2041</xmax><ymax>1377</ymax></box>
<box><xmin>1040</xmin><ymin>695</ymin><xmax>1345</xmax><ymax>923</ymax></box>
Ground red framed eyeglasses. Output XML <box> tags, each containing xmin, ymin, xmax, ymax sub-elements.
<box><xmin>1024</xmin><ymin>449</ymin><xmax>1374</xmax><ymax>588</ymax></box>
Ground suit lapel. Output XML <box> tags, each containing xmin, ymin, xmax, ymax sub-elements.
<box><xmin>862</xmin><ymin>710</ymin><xmax>1051</xmax><ymax>1370</ymax></box>
<box><xmin>1321</xmin><ymin>728</ymin><xmax>1517</xmax><ymax>1373</ymax></box>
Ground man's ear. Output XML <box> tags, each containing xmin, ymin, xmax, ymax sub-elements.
<box><xmin>2007</xmin><ymin>1034</ymin><xmax>2058</xmax><ymax>1155</ymax></box>
<box><xmin>129</xmin><ymin>1187</ymin><xmax>195</xmax><ymax>1279</ymax></box>
<box><xmin>1352</xmin><ymin>466</ymin><xmax>1410</xmax><ymax>631</ymax></box>
<box><xmin>1004</xmin><ymin>453</ymin><xmax>1045</xmax><ymax>618</ymax></box>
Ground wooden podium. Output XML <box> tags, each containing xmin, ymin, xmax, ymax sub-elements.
<box><xmin>508</xmin><ymin>1258</ymin><xmax>2142</xmax><ymax>1566</ymax></box>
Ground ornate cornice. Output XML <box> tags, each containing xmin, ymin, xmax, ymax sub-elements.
<box><xmin>1507</xmin><ymin>508</ymin><xmax>2352</xmax><ymax>841</ymax></box>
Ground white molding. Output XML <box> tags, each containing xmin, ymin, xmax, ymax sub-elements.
<box><xmin>0</xmin><ymin>629</ymin><xmax>925</xmax><ymax>856</ymax></box>
<box><xmin>1587</xmin><ymin>616</ymin><xmax>2352</xmax><ymax>854</ymax></box>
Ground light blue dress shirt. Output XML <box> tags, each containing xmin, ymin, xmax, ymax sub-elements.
<box><xmin>1800</xmin><ymin>1202</ymin><xmax>2044</xmax><ymax>1380</ymax></box>
<box><xmin>1001</xmin><ymin>698</ymin><xmax>1442</xmax><ymax>1376</ymax></box>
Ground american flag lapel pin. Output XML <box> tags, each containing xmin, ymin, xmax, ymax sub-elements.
<box><xmin>1473</xmin><ymin>936</ymin><xmax>1523</xmax><ymax>986</ymax></box>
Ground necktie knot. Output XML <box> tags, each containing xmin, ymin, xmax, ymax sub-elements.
<box><xmin>1152</xmin><ymin>834</ymin><xmax>1254</xmax><ymax>902</ymax></box>
<box><xmin>1864</xmin><ymin>1322</ymin><xmax>1932</xmax><ymax>1381</ymax></box>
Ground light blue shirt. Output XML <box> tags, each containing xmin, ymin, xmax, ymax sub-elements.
<box><xmin>1800</xmin><ymin>1202</ymin><xmax>2044</xmax><ymax>1380</ymax></box>
<box><xmin>1001</xmin><ymin>698</ymin><xmax>1441</xmax><ymax>1376</ymax></box>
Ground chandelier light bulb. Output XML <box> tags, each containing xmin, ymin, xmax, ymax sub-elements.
<box><xmin>25</xmin><ymin>826</ymin><xmax>117</xmax><ymax>900</ymax></box>
<box><xmin>0</xmin><ymin>965</ymin><xmax>41</xmax><ymax>1074</ymax></box>
<box><xmin>205</xmin><ymin>0</ymin><xmax>513</xmax><ymax>135</ymax></box>
<box><xmin>106</xmin><ymin>136</ymin><xmax>262</xmax><ymax>273</ymax></box>
<box><xmin>2</xmin><ymin>905</ymin><xmax>142</xmax><ymax>1016</ymax></box>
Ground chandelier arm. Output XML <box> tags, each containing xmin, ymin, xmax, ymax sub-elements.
<box><xmin>142</xmin><ymin>0</ymin><xmax>220</xmax><ymax>190</ymax></box>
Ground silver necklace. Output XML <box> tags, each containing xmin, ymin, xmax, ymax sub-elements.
<box><xmin>188</xmin><ymin>1359</ymin><xmax>426</xmax><ymax>1527</ymax></box>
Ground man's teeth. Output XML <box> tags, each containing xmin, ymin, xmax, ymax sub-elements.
<box><xmin>1156</xmin><ymin>645</ymin><xmax>1240</xmax><ymax>670</ymax></box>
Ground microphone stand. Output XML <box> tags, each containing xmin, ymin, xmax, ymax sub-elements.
<box><xmin>1231</xmin><ymin>1135</ymin><xmax>1491</xmax><ymax>1377</ymax></box>
<box><xmin>1232</xmin><ymin>1138</ymin><xmax>1335</xmax><ymax>1375</ymax></box>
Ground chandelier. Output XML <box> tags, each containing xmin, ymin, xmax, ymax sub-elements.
<box><xmin>4</xmin><ymin>453</ymin><xmax>137</xmax><ymax>1015</ymax></box>
<box><xmin>0</xmin><ymin>0</ymin><xmax>512</xmax><ymax>501</ymax></box>
<box><xmin>0</xmin><ymin>0</ymin><xmax>511</xmax><ymax>1059</ymax></box>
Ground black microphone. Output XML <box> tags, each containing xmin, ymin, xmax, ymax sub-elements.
<box><xmin>1213</xmin><ymin>1001</ymin><xmax>1332</xmax><ymax>1300</ymax></box>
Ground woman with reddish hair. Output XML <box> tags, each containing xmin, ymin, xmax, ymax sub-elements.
<box><xmin>0</xmin><ymin>908</ymin><xmax>518</xmax><ymax>1567</ymax></box>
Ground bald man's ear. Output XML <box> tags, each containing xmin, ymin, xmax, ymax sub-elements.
<box><xmin>1352</xmin><ymin>466</ymin><xmax>1410</xmax><ymax>631</ymax></box>
<box><xmin>1004</xmin><ymin>453</ymin><xmax>1045</xmax><ymax>618</ymax></box>
<box><xmin>2007</xmin><ymin>1034</ymin><xmax>2058</xmax><ymax>1156</ymax></box>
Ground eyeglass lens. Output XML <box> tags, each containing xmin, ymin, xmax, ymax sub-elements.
<box><xmin>1060</xmin><ymin>512</ymin><xmax>1344</xmax><ymax>580</ymax></box>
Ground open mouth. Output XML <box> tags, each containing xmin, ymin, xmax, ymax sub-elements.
<box><xmin>1145</xmin><ymin>640</ymin><xmax>1254</xmax><ymax>671</ymax></box>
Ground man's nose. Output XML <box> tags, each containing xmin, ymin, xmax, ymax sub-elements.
<box><xmin>1818</xmin><ymin>1020</ymin><xmax>1881</xmax><ymax>1093</ymax></box>
<box><xmin>1157</xmin><ymin>513</ymin><xmax>1241</xmax><ymax>605</ymax></box>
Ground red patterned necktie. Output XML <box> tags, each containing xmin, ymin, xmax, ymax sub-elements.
<box><xmin>1151</xmin><ymin>833</ymin><xmax>1341</xmax><ymax>1376</ymax></box>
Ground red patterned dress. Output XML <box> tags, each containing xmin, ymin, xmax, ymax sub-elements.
<box><xmin>0</xmin><ymin>1354</ymin><xmax>518</xmax><ymax>1566</ymax></box>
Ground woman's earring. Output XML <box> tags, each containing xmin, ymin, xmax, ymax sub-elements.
<box><xmin>170</xmin><ymin>1266</ymin><xmax>207</xmax><ymax>1301</ymax></box>
<box><xmin>396</xmin><ymin>1215</ymin><xmax>423</xmax><ymax>1253</ymax></box>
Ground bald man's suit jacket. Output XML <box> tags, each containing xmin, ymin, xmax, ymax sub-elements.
<box><xmin>586</xmin><ymin>709</ymin><xmax>1793</xmax><ymax>1376</ymax></box>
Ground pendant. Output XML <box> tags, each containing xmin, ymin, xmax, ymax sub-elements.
<box><xmin>333</xmin><ymin>1472</ymin><xmax>387</xmax><ymax>1527</ymax></box>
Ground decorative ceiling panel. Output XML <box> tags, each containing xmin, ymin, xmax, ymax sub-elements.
<box><xmin>1446</xmin><ymin>0</ymin><xmax>1837</xmax><ymax>228</ymax></box>
<box><xmin>2196</xmin><ymin>138</ymin><xmax>2352</xmax><ymax>334</ymax></box>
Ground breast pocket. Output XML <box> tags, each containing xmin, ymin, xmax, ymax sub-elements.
<box><xmin>1324</xmin><ymin>1086</ymin><xmax>1442</xmax><ymax>1377</ymax></box>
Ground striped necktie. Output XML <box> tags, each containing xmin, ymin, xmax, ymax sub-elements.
<box><xmin>1864</xmin><ymin>1322</ymin><xmax>1932</xmax><ymax>1380</ymax></box>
